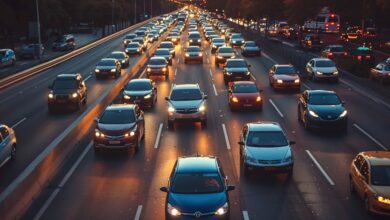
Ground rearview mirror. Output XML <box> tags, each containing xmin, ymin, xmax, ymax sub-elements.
<box><xmin>160</xmin><ymin>187</ymin><xmax>168</xmax><ymax>192</ymax></box>
<box><xmin>227</xmin><ymin>185</ymin><xmax>235</xmax><ymax>191</ymax></box>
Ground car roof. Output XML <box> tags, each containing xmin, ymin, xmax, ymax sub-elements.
<box><xmin>360</xmin><ymin>151</ymin><xmax>390</xmax><ymax>166</ymax></box>
<box><xmin>275</xmin><ymin>64</ymin><xmax>293</xmax><ymax>68</ymax></box>
<box><xmin>106</xmin><ymin>104</ymin><xmax>136</xmax><ymax>111</ymax></box>
<box><xmin>247</xmin><ymin>122</ymin><xmax>283</xmax><ymax>132</ymax></box>
<box><xmin>172</xmin><ymin>84</ymin><xmax>200</xmax><ymax>90</ymax></box>
<box><xmin>176</xmin><ymin>156</ymin><xmax>218</xmax><ymax>173</ymax></box>
<box><xmin>129</xmin><ymin>78</ymin><xmax>152</xmax><ymax>84</ymax></box>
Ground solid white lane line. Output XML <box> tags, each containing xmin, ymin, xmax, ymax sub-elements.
<box><xmin>222</xmin><ymin>124</ymin><xmax>231</xmax><ymax>150</ymax></box>
<box><xmin>282</xmin><ymin>41</ymin><xmax>295</xmax><ymax>47</ymax></box>
<box><xmin>154</xmin><ymin>123</ymin><xmax>164</xmax><ymax>149</ymax></box>
<box><xmin>174</xmin><ymin>68</ymin><xmax>178</xmax><ymax>76</ymax></box>
<box><xmin>306</xmin><ymin>150</ymin><xmax>335</xmax><ymax>186</ymax></box>
<box><xmin>212</xmin><ymin>84</ymin><xmax>218</xmax><ymax>96</ymax></box>
<box><xmin>269</xmin><ymin>99</ymin><xmax>284</xmax><ymax>118</ymax></box>
<box><xmin>251</xmin><ymin>75</ymin><xmax>256</xmax><ymax>81</ymax></box>
<box><xmin>302</xmin><ymin>82</ymin><xmax>311</xmax><ymax>90</ymax></box>
<box><xmin>262</xmin><ymin>52</ymin><xmax>278</xmax><ymax>64</ymax></box>
<box><xmin>84</xmin><ymin>75</ymin><xmax>92</xmax><ymax>82</ymax></box>
<box><xmin>34</xmin><ymin>142</ymin><xmax>93</xmax><ymax>220</ymax></box>
<box><xmin>11</xmin><ymin>117</ymin><xmax>27</xmax><ymax>129</ymax></box>
<box><xmin>242</xmin><ymin>211</ymin><xmax>250</xmax><ymax>220</ymax></box>
<box><xmin>209</xmin><ymin>69</ymin><xmax>213</xmax><ymax>77</ymax></box>
<box><xmin>134</xmin><ymin>205</ymin><xmax>143</xmax><ymax>220</ymax></box>
<box><xmin>139</xmin><ymin>70</ymin><xmax>146</xmax><ymax>79</ymax></box>
<box><xmin>353</xmin><ymin>124</ymin><xmax>388</xmax><ymax>150</ymax></box>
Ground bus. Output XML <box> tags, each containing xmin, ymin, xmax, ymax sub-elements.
<box><xmin>303</xmin><ymin>13</ymin><xmax>340</xmax><ymax>33</ymax></box>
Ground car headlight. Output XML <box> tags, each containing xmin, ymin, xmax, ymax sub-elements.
<box><xmin>95</xmin><ymin>129</ymin><xmax>105</xmax><ymax>138</ymax></box>
<box><xmin>333</xmin><ymin>71</ymin><xmax>339</xmax><ymax>75</ymax></box>
<box><xmin>339</xmin><ymin>110</ymin><xmax>347</xmax><ymax>118</ymax></box>
<box><xmin>48</xmin><ymin>93</ymin><xmax>54</xmax><ymax>99</ymax></box>
<box><xmin>233</xmin><ymin>40</ymin><xmax>237</xmax><ymax>43</ymax></box>
<box><xmin>167</xmin><ymin>203</ymin><xmax>181</xmax><ymax>216</ymax></box>
<box><xmin>168</xmin><ymin>106</ymin><xmax>175</xmax><ymax>113</ymax></box>
<box><xmin>277</xmin><ymin>79</ymin><xmax>283</xmax><ymax>84</ymax></box>
<box><xmin>190</xmin><ymin>39</ymin><xmax>193</xmax><ymax>42</ymax></box>
<box><xmin>246</xmin><ymin>71</ymin><xmax>251</xmax><ymax>75</ymax></box>
<box><xmin>125</xmin><ymin>49</ymin><xmax>129</xmax><ymax>53</ymax></box>
<box><xmin>121</xmin><ymin>60</ymin><xmax>126</xmax><ymax>63</ymax></box>
<box><xmin>147</xmin><ymin>67</ymin><xmax>151</xmax><ymax>72</ymax></box>
<box><xmin>72</xmin><ymin>92</ymin><xmax>78</xmax><ymax>98</ymax></box>
<box><xmin>212</xmin><ymin>45</ymin><xmax>217</xmax><ymax>48</ymax></box>
<box><xmin>199</xmin><ymin>53</ymin><xmax>203</xmax><ymax>57</ymax></box>
<box><xmin>162</xmin><ymin>67</ymin><xmax>167</xmax><ymax>71</ymax></box>
<box><xmin>309</xmin><ymin>110</ymin><xmax>319</xmax><ymax>118</ymax></box>
<box><xmin>232</xmin><ymin>97</ymin><xmax>239</xmax><ymax>102</ymax></box>
<box><xmin>185</xmin><ymin>53</ymin><xmax>190</xmax><ymax>57</ymax></box>
<box><xmin>256</xmin><ymin>96</ymin><xmax>261</xmax><ymax>102</ymax></box>
<box><xmin>294</xmin><ymin>79</ymin><xmax>300</xmax><ymax>83</ymax></box>
<box><xmin>215</xmin><ymin>202</ymin><xmax>228</xmax><ymax>216</ymax></box>
<box><xmin>95</xmin><ymin>69</ymin><xmax>100</xmax><ymax>73</ymax></box>
<box><xmin>377</xmin><ymin>196</ymin><xmax>390</xmax><ymax>205</ymax></box>
<box><xmin>125</xmin><ymin>126</ymin><xmax>137</xmax><ymax>137</ymax></box>
<box><xmin>198</xmin><ymin>104</ymin><xmax>206</xmax><ymax>112</ymax></box>
<box><xmin>226</xmin><ymin>72</ymin><xmax>232</xmax><ymax>75</ymax></box>
<box><xmin>123</xmin><ymin>40</ymin><xmax>127</xmax><ymax>44</ymax></box>
<box><xmin>111</xmin><ymin>69</ymin><xmax>116</xmax><ymax>72</ymax></box>
<box><xmin>197</xmin><ymin>39</ymin><xmax>201</xmax><ymax>42</ymax></box>
<box><xmin>144</xmin><ymin>94</ymin><xmax>152</xmax><ymax>99</ymax></box>
<box><xmin>123</xmin><ymin>94</ymin><xmax>131</xmax><ymax>100</ymax></box>
<box><xmin>217</xmin><ymin>56</ymin><xmax>223</xmax><ymax>59</ymax></box>
<box><xmin>316</xmin><ymin>71</ymin><xmax>323</xmax><ymax>75</ymax></box>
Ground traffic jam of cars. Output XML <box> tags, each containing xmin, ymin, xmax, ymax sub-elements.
<box><xmin>1</xmin><ymin>5</ymin><xmax>390</xmax><ymax>220</ymax></box>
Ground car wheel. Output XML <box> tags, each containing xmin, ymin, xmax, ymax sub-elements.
<box><xmin>201</xmin><ymin>119</ymin><xmax>207</xmax><ymax>129</ymax></box>
<box><xmin>10</xmin><ymin>144</ymin><xmax>16</xmax><ymax>161</ymax></box>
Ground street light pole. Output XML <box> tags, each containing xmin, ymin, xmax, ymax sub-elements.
<box><xmin>143</xmin><ymin>0</ymin><xmax>146</xmax><ymax>20</ymax></box>
<box><xmin>134</xmin><ymin>0</ymin><xmax>137</xmax><ymax>24</ymax></box>
<box><xmin>112</xmin><ymin>0</ymin><xmax>115</xmax><ymax>32</ymax></box>
<box><xmin>35</xmin><ymin>0</ymin><xmax>42</xmax><ymax>59</ymax></box>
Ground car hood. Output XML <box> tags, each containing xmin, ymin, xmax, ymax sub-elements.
<box><xmin>308</xmin><ymin>104</ymin><xmax>345</xmax><ymax>119</ymax></box>
<box><xmin>124</xmin><ymin>90</ymin><xmax>152</xmax><ymax>96</ymax></box>
<box><xmin>170</xmin><ymin>100</ymin><xmax>203</xmax><ymax>109</ymax></box>
<box><xmin>225</xmin><ymin>67</ymin><xmax>249</xmax><ymax>73</ymax></box>
<box><xmin>246</xmin><ymin>145</ymin><xmax>290</xmax><ymax>160</ymax></box>
<box><xmin>371</xmin><ymin>185</ymin><xmax>390</xmax><ymax>198</ymax></box>
<box><xmin>52</xmin><ymin>89</ymin><xmax>76</xmax><ymax>95</ymax></box>
<box><xmin>314</xmin><ymin>66</ymin><xmax>337</xmax><ymax>73</ymax></box>
<box><xmin>168</xmin><ymin>192</ymin><xmax>227</xmax><ymax>213</ymax></box>
<box><xmin>96</xmin><ymin>65</ymin><xmax>116</xmax><ymax>69</ymax></box>
<box><xmin>97</xmin><ymin>123</ymin><xmax>136</xmax><ymax>136</ymax></box>
<box><xmin>274</xmin><ymin>74</ymin><xmax>299</xmax><ymax>80</ymax></box>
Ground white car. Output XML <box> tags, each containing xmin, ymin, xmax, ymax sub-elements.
<box><xmin>306</xmin><ymin>58</ymin><xmax>339</xmax><ymax>82</ymax></box>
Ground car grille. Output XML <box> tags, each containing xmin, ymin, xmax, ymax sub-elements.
<box><xmin>258</xmin><ymin>160</ymin><xmax>282</xmax><ymax>164</ymax></box>
<box><xmin>55</xmin><ymin>94</ymin><xmax>69</xmax><ymax>100</ymax></box>
<box><xmin>176</xmin><ymin>108</ymin><xmax>198</xmax><ymax>114</ymax></box>
<box><xmin>319</xmin><ymin>115</ymin><xmax>339</xmax><ymax>120</ymax></box>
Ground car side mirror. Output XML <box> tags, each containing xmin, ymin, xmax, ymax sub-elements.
<box><xmin>165</xmin><ymin>96</ymin><xmax>170</xmax><ymax>101</ymax></box>
<box><xmin>289</xmin><ymin>141</ymin><xmax>296</xmax><ymax>145</ymax></box>
<box><xmin>342</xmin><ymin>101</ymin><xmax>346</xmax><ymax>105</ymax></box>
<box><xmin>94</xmin><ymin>118</ymin><xmax>99</xmax><ymax>123</ymax></box>
<box><xmin>238</xmin><ymin>141</ymin><xmax>244</xmax><ymax>145</ymax></box>
<box><xmin>204</xmin><ymin>95</ymin><xmax>208</xmax><ymax>99</ymax></box>
<box><xmin>227</xmin><ymin>185</ymin><xmax>235</xmax><ymax>191</ymax></box>
<box><xmin>160</xmin><ymin>186</ymin><xmax>168</xmax><ymax>192</ymax></box>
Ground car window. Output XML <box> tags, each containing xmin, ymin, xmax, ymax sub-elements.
<box><xmin>125</xmin><ymin>81</ymin><xmax>151</xmax><ymax>91</ymax></box>
<box><xmin>371</xmin><ymin>166</ymin><xmax>390</xmax><ymax>186</ymax></box>
<box><xmin>330</xmin><ymin>47</ymin><xmax>345</xmax><ymax>52</ymax></box>
<box><xmin>99</xmin><ymin>109</ymin><xmax>135</xmax><ymax>124</ymax></box>
<box><xmin>98</xmin><ymin>60</ymin><xmax>116</xmax><ymax>66</ymax></box>
<box><xmin>226</xmin><ymin>60</ymin><xmax>247</xmax><ymax>68</ymax></box>
<box><xmin>384</xmin><ymin>65</ymin><xmax>390</xmax><ymax>71</ymax></box>
<box><xmin>246</xmin><ymin>131</ymin><xmax>288</xmax><ymax>147</ymax></box>
<box><xmin>275</xmin><ymin>66</ymin><xmax>296</xmax><ymax>74</ymax></box>
<box><xmin>360</xmin><ymin>160</ymin><xmax>369</xmax><ymax>181</ymax></box>
<box><xmin>218</xmin><ymin>48</ymin><xmax>233</xmax><ymax>53</ymax></box>
<box><xmin>128</xmin><ymin>43</ymin><xmax>140</xmax><ymax>48</ymax></box>
<box><xmin>170</xmin><ymin>89</ymin><xmax>202</xmax><ymax>101</ymax></box>
<box><xmin>375</xmin><ymin>64</ymin><xmax>383</xmax><ymax>70</ymax></box>
<box><xmin>353</xmin><ymin>155</ymin><xmax>365</xmax><ymax>170</ymax></box>
<box><xmin>53</xmin><ymin>79</ymin><xmax>77</xmax><ymax>90</ymax></box>
<box><xmin>109</xmin><ymin>53</ymin><xmax>125</xmax><ymax>59</ymax></box>
<box><xmin>171</xmin><ymin>173</ymin><xmax>224</xmax><ymax>194</ymax></box>
<box><xmin>316</xmin><ymin>60</ymin><xmax>335</xmax><ymax>68</ymax></box>
<box><xmin>149</xmin><ymin>58</ymin><xmax>166</xmax><ymax>65</ymax></box>
<box><xmin>0</xmin><ymin>127</ymin><xmax>9</xmax><ymax>139</ymax></box>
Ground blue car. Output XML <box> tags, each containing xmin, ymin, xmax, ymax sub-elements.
<box><xmin>160</xmin><ymin>156</ymin><xmax>235</xmax><ymax>220</ymax></box>
<box><xmin>0</xmin><ymin>124</ymin><xmax>17</xmax><ymax>168</ymax></box>
<box><xmin>0</xmin><ymin>49</ymin><xmax>16</xmax><ymax>68</ymax></box>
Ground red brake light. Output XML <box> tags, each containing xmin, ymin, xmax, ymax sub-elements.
<box><xmin>344</xmin><ymin>52</ymin><xmax>347</xmax><ymax>56</ymax></box>
<box><xmin>331</xmin><ymin>14</ymin><xmax>335</xmax><ymax>18</ymax></box>
<box><xmin>328</xmin><ymin>52</ymin><xmax>333</xmax><ymax>57</ymax></box>
<box><xmin>357</xmin><ymin>55</ymin><xmax>362</xmax><ymax>60</ymax></box>
<box><xmin>331</xmin><ymin>22</ymin><xmax>335</xmax><ymax>25</ymax></box>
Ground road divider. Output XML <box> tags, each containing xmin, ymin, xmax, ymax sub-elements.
<box><xmin>242</xmin><ymin>210</ymin><xmax>250</xmax><ymax>220</ymax></box>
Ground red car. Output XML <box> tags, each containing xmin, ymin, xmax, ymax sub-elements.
<box><xmin>228</xmin><ymin>81</ymin><xmax>262</xmax><ymax>111</ymax></box>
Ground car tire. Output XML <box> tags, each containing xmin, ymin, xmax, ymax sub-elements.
<box><xmin>168</xmin><ymin>120</ymin><xmax>174</xmax><ymax>129</ymax></box>
<box><xmin>201</xmin><ymin>119</ymin><xmax>207</xmax><ymax>129</ymax></box>
<box><xmin>10</xmin><ymin>144</ymin><xmax>16</xmax><ymax>161</ymax></box>
<box><xmin>48</xmin><ymin>105</ymin><xmax>56</xmax><ymax>114</ymax></box>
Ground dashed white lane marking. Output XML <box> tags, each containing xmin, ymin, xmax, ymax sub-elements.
<box><xmin>282</xmin><ymin>41</ymin><xmax>296</xmax><ymax>47</ymax></box>
<box><xmin>242</xmin><ymin>210</ymin><xmax>250</xmax><ymax>220</ymax></box>
<box><xmin>353</xmin><ymin>124</ymin><xmax>388</xmax><ymax>150</ymax></box>
<box><xmin>306</xmin><ymin>150</ymin><xmax>335</xmax><ymax>186</ymax></box>
<box><xmin>139</xmin><ymin>70</ymin><xmax>146</xmax><ymax>79</ymax></box>
<box><xmin>251</xmin><ymin>75</ymin><xmax>256</xmax><ymax>81</ymax></box>
<box><xmin>11</xmin><ymin>117</ymin><xmax>27</xmax><ymax>129</ymax></box>
<box><xmin>154</xmin><ymin>123</ymin><xmax>164</xmax><ymax>149</ymax></box>
<box><xmin>84</xmin><ymin>75</ymin><xmax>92</xmax><ymax>81</ymax></box>
<box><xmin>207</xmin><ymin>58</ymin><xmax>210</xmax><ymax>63</ymax></box>
<box><xmin>209</xmin><ymin>69</ymin><xmax>213</xmax><ymax>77</ymax></box>
<box><xmin>212</xmin><ymin>84</ymin><xmax>218</xmax><ymax>96</ymax></box>
<box><xmin>262</xmin><ymin>52</ymin><xmax>278</xmax><ymax>64</ymax></box>
<box><xmin>174</xmin><ymin>68</ymin><xmax>178</xmax><ymax>76</ymax></box>
<box><xmin>134</xmin><ymin>205</ymin><xmax>143</xmax><ymax>220</ymax></box>
<box><xmin>269</xmin><ymin>99</ymin><xmax>284</xmax><ymax>118</ymax></box>
<box><xmin>177</xmin><ymin>58</ymin><xmax>180</xmax><ymax>64</ymax></box>
<box><xmin>19</xmin><ymin>62</ymin><xmax>29</xmax><ymax>66</ymax></box>
<box><xmin>302</xmin><ymin>82</ymin><xmax>311</xmax><ymax>90</ymax></box>
<box><xmin>34</xmin><ymin>142</ymin><xmax>93</xmax><ymax>220</ymax></box>
<box><xmin>222</xmin><ymin>124</ymin><xmax>231</xmax><ymax>150</ymax></box>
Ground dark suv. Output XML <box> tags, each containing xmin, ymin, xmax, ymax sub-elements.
<box><xmin>301</xmin><ymin>34</ymin><xmax>323</xmax><ymax>50</ymax></box>
<box><xmin>160</xmin><ymin>156</ymin><xmax>235</xmax><ymax>220</ymax></box>
<box><xmin>48</xmin><ymin>74</ymin><xmax>87</xmax><ymax>113</ymax></box>
<box><xmin>52</xmin><ymin>34</ymin><xmax>76</xmax><ymax>51</ymax></box>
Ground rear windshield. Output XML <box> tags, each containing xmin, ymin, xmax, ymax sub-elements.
<box><xmin>327</xmin><ymin>16</ymin><xmax>339</xmax><ymax>23</ymax></box>
<box><xmin>155</xmin><ymin>49</ymin><xmax>170</xmax><ymax>55</ymax></box>
<box><xmin>309</xmin><ymin>93</ymin><xmax>341</xmax><ymax>105</ymax></box>
<box><xmin>128</xmin><ymin>43</ymin><xmax>140</xmax><ymax>48</ymax></box>
<box><xmin>171</xmin><ymin>89</ymin><xmax>202</xmax><ymax>101</ymax></box>
<box><xmin>100</xmin><ymin>109</ymin><xmax>135</xmax><ymax>124</ymax></box>
<box><xmin>125</xmin><ymin>81</ymin><xmax>151</xmax><ymax>91</ymax></box>
<box><xmin>246</xmin><ymin>131</ymin><xmax>288</xmax><ymax>147</ymax></box>
<box><xmin>275</xmin><ymin>66</ymin><xmax>296</xmax><ymax>74</ymax></box>
<box><xmin>0</xmin><ymin>51</ymin><xmax>6</xmax><ymax>57</ymax></box>
<box><xmin>231</xmin><ymin>34</ymin><xmax>242</xmax><ymax>38</ymax></box>
<box><xmin>125</xmin><ymin>35</ymin><xmax>136</xmax><ymax>40</ymax></box>
<box><xmin>171</xmin><ymin>173</ymin><xmax>224</xmax><ymax>194</ymax></box>
<box><xmin>330</xmin><ymin>46</ymin><xmax>345</xmax><ymax>52</ymax></box>
<box><xmin>189</xmin><ymin>33</ymin><xmax>201</xmax><ymax>39</ymax></box>
<box><xmin>233</xmin><ymin>84</ymin><xmax>257</xmax><ymax>93</ymax></box>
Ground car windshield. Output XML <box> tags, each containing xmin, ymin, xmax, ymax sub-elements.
<box><xmin>109</xmin><ymin>53</ymin><xmax>125</xmax><ymax>59</ymax></box>
<box><xmin>155</xmin><ymin>50</ymin><xmax>169</xmax><ymax>55</ymax></box>
<box><xmin>330</xmin><ymin>46</ymin><xmax>345</xmax><ymax>52</ymax></box>
<box><xmin>246</xmin><ymin>131</ymin><xmax>288</xmax><ymax>147</ymax></box>
<box><xmin>219</xmin><ymin>48</ymin><xmax>233</xmax><ymax>53</ymax></box>
<box><xmin>160</xmin><ymin>43</ymin><xmax>173</xmax><ymax>49</ymax></box>
<box><xmin>316</xmin><ymin>60</ymin><xmax>335</xmax><ymax>68</ymax></box>
<box><xmin>170</xmin><ymin>89</ymin><xmax>202</xmax><ymax>101</ymax></box>
<box><xmin>226</xmin><ymin>60</ymin><xmax>247</xmax><ymax>68</ymax></box>
<box><xmin>213</xmin><ymin>39</ymin><xmax>224</xmax><ymax>43</ymax></box>
<box><xmin>99</xmin><ymin>109</ymin><xmax>135</xmax><ymax>124</ymax></box>
<box><xmin>384</xmin><ymin>65</ymin><xmax>390</xmax><ymax>71</ymax></box>
<box><xmin>233</xmin><ymin>84</ymin><xmax>257</xmax><ymax>93</ymax></box>
<box><xmin>128</xmin><ymin>43</ymin><xmax>140</xmax><ymax>48</ymax></box>
<box><xmin>231</xmin><ymin>34</ymin><xmax>242</xmax><ymax>39</ymax></box>
<box><xmin>275</xmin><ymin>66</ymin><xmax>296</xmax><ymax>74</ymax></box>
<box><xmin>245</xmin><ymin>42</ymin><xmax>256</xmax><ymax>47</ymax></box>
<box><xmin>171</xmin><ymin>173</ymin><xmax>224</xmax><ymax>194</ymax></box>
<box><xmin>309</xmin><ymin>93</ymin><xmax>341</xmax><ymax>105</ymax></box>
<box><xmin>189</xmin><ymin>33</ymin><xmax>201</xmax><ymax>39</ymax></box>
<box><xmin>187</xmin><ymin>47</ymin><xmax>200</xmax><ymax>52</ymax></box>
<box><xmin>149</xmin><ymin>58</ymin><xmax>166</xmax><ymax>65</ymax></box>
<box><xmin>52</xmin><ymin>80</ymin><xmax>77</xmax><ymax>90</ymax></box>
<box><xmin>371</xmin><ymin>166</ymin><xmax>390</xmax><ymax>186</ymax></box>
<box><xmin>98</xmin><ymin>60</ymin><xmax>116</xmax><ymax>66</ymax></box>
<box><xmin>125</xmin><ymin>81</ymin><xmax>151</xmax><ymax>91</ymax></box>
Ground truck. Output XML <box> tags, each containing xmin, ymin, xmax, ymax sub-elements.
<box><xmin>303</xmin><ymin>8</ymin><xmax>340</xmax><ymax>33</ymax></box>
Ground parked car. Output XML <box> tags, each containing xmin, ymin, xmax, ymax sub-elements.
<box><xmin>0</xmin><ymin>125</ymin><xmax>17</xmax><ymax>168</ymax></box>
<box><xmin>95</xmin><ymin>58</ymin><xmax>122</xmax><ymax>79</ymax></box>
<box><xmin>47</xmin><ymin>73</ymin><xmax>87</xmax><ymax>113</ymax></box>
<box><xmin>306</xmin><ymin>58</ymin><xmax>339</xmax><ymax>82</ymax></box>
<box><xmin>0</xmin><ymin>49</ymin><xmax>16</xmax><ymax>68</ymax></box>
<box><xmin>160</xmin><ymin>156</ymin><xmax>235</xmax><ymax>220</ymax></box>
<box><xmin>239</xmin><ymin>122</ymin><xmax>295</xmax><ymax>177</ymax></box>
<box><xmin>122</xmin><ymin>79</ymin><xmax>157</xmax><ymax>108</ymax></box>
<box><xmin>228</xmin><ymin>81</ymin><xmax>262</xmax><ymax>111</ymax></box>
<box><xmin>94</xmin><ymin>104</ymin><xmax>145</xmax><ymax>152</ymax></box>
<box><xmin>350</xmin><ymin>151</ymin><xmax>390</xmax><ymax>216</ymax></box>
<box><xmin>52</xmin><ymin>34</ymin><xmax>76</xmax><ymax>51</ymax></box>
<box><xmin>370</xmin><ymin>62</ymin><xmax>390</xmax><ymax>84</ymax></box>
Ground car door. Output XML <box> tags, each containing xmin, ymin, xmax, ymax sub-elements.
<box><xmin>239</xmin><ymin>126</ymin><xmax>248</xmax><ymax>158</ymax></box>
<box><xmin>356</xmin><ymin>159</ymin><xmax>369</xmax><ymax>198</ymax></box>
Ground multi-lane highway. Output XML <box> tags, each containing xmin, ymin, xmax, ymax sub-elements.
<box><xmin>1</xmin><ymin>9</ymin><xmax>389</xmax><ymax>220</ymax></box>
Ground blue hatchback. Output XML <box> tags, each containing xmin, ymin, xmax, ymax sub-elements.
<box><xmin>160</xmin><ymin>156</ymin><xmax>235</xmax><ymax>220</ymax></box>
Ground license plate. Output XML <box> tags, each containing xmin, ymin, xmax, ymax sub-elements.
<box><xmin>134</xmin><ymin>100</ymin><xmax>141</xmax><ymax>103</ymax></box>
<box><xmin>109</xmin><ymin>141</ymin><xmax>120</xmax><ymax>145</ymax></box>
<box><xmin>243</xmin><ymin>104</ymin><xmax>252</xmax><ymax>107</ymax></box>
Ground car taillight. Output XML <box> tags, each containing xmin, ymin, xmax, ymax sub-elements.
<box><xmin>328</xmin><ymin>52</ymin><xmax>333</xmax><ymax>57</ymax></box>
<box><xmin>357</xmin><ymin>55</ymin><xmax>362</xmax><ymax>60</ymax></box>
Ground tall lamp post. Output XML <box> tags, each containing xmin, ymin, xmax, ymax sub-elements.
<box><xmin>35</xmin><ymin>0</ymin><xmax>42</xmax><ymax>60</ymax></box>
<box><xmin>134</xmin><ymin>0</ymin><xmax>137</xmax><ymax>24</ymax></box>
<box><xmin>112</xmin><ymin>0</ymin><xmax>115</xmax><ymax>32</ymax></box>
<box><xmin>143</xmin><ymin>0</ymin><xmax>146</xmax><ymax>20</ymax></box>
